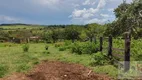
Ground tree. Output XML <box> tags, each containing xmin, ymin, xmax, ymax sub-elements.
<box><xmin>85</xmin><ymin>23</ymin><xmax>105</xmax><ymax>42</ymax></box>
<box><xmin>43</xmin><ymin>31</ymin><xmax>52</xmax><ymax>43</ymax></box>
<box><xmin>106</xmin><ymin>0</ymin><xmax>142</xmax><ymax>38</ymax></box>
<box><xmin>64</xmin><ymin>25</ymin><xmax>80</xmax><ymax>43</ymax></box>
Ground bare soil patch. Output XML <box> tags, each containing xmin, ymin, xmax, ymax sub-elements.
<box><xmin>0</xmin><ymin>61</ymin><xmax>111</xmax><ymax>80</ymax></box>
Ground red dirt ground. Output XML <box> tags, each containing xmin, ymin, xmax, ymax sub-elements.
<box><xmin>0</xmin><ymin>61</ymin><xmax>112</xmax><ymax>80</ymax></box>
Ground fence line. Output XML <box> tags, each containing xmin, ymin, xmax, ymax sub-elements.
<box><xmin>99</xmin><ymin>33</ymin><xmax>131</xmax><ymax>72</ymax></box>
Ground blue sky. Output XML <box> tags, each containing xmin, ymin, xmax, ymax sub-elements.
<box><xmin>0</xmin><ymin>0</ymin><xmax>132</xmax><ymax>25</ymax></box>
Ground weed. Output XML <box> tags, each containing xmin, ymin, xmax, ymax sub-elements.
<box><xmin>22</xmin><ymin>44</ymin><xmax>29</xmax><ymax>52</ymax></box>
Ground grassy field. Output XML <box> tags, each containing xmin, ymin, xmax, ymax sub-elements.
<box><xmin>0</xmin><ymin>38</ymin><xmax>142</xmax><ymax>79</ymax></box>
<box><xmin>0</xmin><ymin>42</ymin><xmax>118</xmax><ymax>78</ymax></box>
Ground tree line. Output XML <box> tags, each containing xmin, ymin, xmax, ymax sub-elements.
<box><xmin>0</xmin><ymin>0</ymin><xmax>142</xmax><ymax>43</ymax></box>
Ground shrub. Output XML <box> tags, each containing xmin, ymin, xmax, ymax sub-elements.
<box><xmin>45</xmin><ymin>45</ymin><xmax>49</xmax><ymax>50</ymax></box>
<box><xmin>90</xmin><ymin>52</ymin><xmax>110</xmax><ymax>66</ymax></box>
<box><xmin>71</xmin><ymin>42</ymin><xmax>99</xmax><ymax>54</ymax></box>
<box><xmin>22</xmin><ymin>44</ymin><xmax>29</xmax><ymax>52</ymax></box>
<box><xmin>64</xmin><ymin>40</ymin><xmax>72</xmax><ymax>46</ymax></box>
<box><xmin>81</xmin><ymin>42</ymin><xmax>99</xmax><ymax>54</ymax></box>
<box><xmin>71</xmin><ymin>42</ymin><xmax>82</xmax><ymax>54</ymax></box>
<box><xmin>59</xmin><ymin>47</ymin><xmax>66</xmax><ymax>51</ymax></box>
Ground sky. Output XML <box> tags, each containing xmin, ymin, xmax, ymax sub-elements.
<box><xmin>0</xmin><ymin>0</ymin><xmax>133</xmax><ymax>25</ymax></box>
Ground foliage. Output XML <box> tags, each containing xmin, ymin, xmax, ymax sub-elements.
<box><xmin>79</xmin><ymin>31</ymin><xmax>88</xmax><ymax>41</ymax></box>
<box><xmin>43</xmin><ymin>32</ymin><xmax>52</xmax><ymax>43</ymax></box>
<box><xmin>130</xmin><ymin>39</ymin><xmax>142</xmax><ymax>59</ymax></box>
<box><xmin>85</xmin><ymin>23</ymin><xmax>105</xmax><ymax>42</ymax></box>
<box><xmin>50</xmin><ymin>29</ymin><xmax>60</xmax><ymax>43</ymax></box>
<box><xmin>106</xmin><ymin>0</ymin><xmax>142</xmax><ymax>38</ymax></box>
<box><xmin>58</xmin><ymin>47</ymin><xmax>66</xmax><ymax>51</ymax></box>
<box><xmin>91</xmin><ymin>52</ymin><xmax>110</xmax><ymax>66</ymax></box>
<box><xmin>64</xmin><ymin>40</ymin><xmax>72</xmax><ymax>46</ymax></box>
<box><xmin>64</xmin><ymin>26</ymin><xmax>80</xmax><ymax>42</ymax></box>
<box><xmin>71</xmin><ymin>42</ymin><xmax>99</xmax><ymax>54</ymax></box>
<box><xmin>22</xmin><ymin>44</ymin><xmax>29</xmax><ymax>52</ymax></box>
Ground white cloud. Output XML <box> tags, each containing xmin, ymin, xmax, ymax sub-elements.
<box><xmin>97</xmin><ymin>0</ymin><xmax>106</xmax><ymax>9</ymax></box>
<box><xmin>36</xmin><ymin>0</ymin><xmax>60</xmax><ymax>5</ymax></box>
<box><xmin>82</xmin><ymin>0</ymin><xmax>96</xmax><ymax>5</ymax></box>
<box><xmin>0</xmin><ymin>15</ymin><xmax>20</xmax><ymax>23</ymax></box>
<box><xmin>33</xmin><ymin>0</ymin><xmax>60</xmax><ymax>10</ymax></box>
<box><xmin>70</xmin><ymin>17</ymin><xmax>108</xmax><ymax>24</ymax></box>
<box><xmin>69</xmin><ymin>0</ymin><xmax>130</xmax><ymax>24</ymax></box>
<box><xmin>0</xmin><ymin>0</ymin><xmax>133</xmax><ymax>24</ymax></box>
<box><xmin>101</xmin><ymin>14</ymin><xmax>110</xmax><ymax>18</ymax></box>
<box><xmin>108</xmin><ymin>8</ymin><xmax>114</xmax><ymax>12</ymax></box>
<box><xmin>69</xmin><ymin>8</ymin><xmax>98</xmax><ymax>19</ymax></box>
<box><xmin>72</xmin><ymin>3</ymin><xmax>80</xmax><ymax>8</ymax></box>
<box><xmin>86</xmin><ymin>18</ymin><xmax>108</xmax><ymax>24</ymax></box>
<box><xmin>69</xmin><ymin>0</ymin><xmax>107</xmax><ymax>24</ymax></box>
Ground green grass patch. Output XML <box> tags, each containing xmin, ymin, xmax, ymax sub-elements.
<box><xmin>94</xmin><ymin>65</ymin><xmax>118</xmax><ymax>78</ymax></box>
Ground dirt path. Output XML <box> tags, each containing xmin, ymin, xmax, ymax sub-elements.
<box><xmin>0</xmin><ymin>61</ymin><xmax>111</xmax><ymax>80</ymax></box>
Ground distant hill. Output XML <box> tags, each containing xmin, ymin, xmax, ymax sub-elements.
<box><xmin>0</xmin><ymin>23</ymin><xmax>43</xmax><ymax>26</ymax></box>
<box><xmin>0</xmin><ymin>23</ymin><xmax>85</xmax><ymax>29</ymax></box>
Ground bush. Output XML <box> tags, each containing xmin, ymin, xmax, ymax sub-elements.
<box><xmin>59</xmin><ymin>47</ymin><xmax>66</xmax><ymax>51</ymax></box>
<box><xmin>45</xmin><ymin>45</ymin><xmax>49</xmax><ymax>50</ymax></box>
<box><xmin>81</xmin><ymin>42</ymin><xmax>99</xmax><ymax>54</ymax></box>
<box><xmin>22</xmin><ymin>44</ymin><xmax>29</xmax><ymax>52</ymax></box>
<box><xmin>71</xmin><ymin>42</ymin><xmax>82</xmax><ymax>54</ymax></box>
<box><xmin>90</xmin><ymin>52</ymin><xmax>110</xmax><ymax>66</ymax></box>
<box><xmin>64</xmin><ymin>40</ymin><xmax>72</xmax><ymax>46</ymax></box>
<box><xmin>71</xmin><ymin>42</ymin><xmax>99</xmax><ymax>54</ymax></box>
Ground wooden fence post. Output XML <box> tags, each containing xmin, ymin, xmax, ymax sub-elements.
<box><xmin>100</xmin><ymin>37</ymin><xmax>103</xmax><ymax>52</ymax></box>
<box><xmin>108</xmin><ymin>35</ymin><xmax>112</xmax><ymax>58</ymax></box>
<box><xmin>124</xmin><ymin>33</ymin><xmax>131</xmax><ymax>72</ymax></box>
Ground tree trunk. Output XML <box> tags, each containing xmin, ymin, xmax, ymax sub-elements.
<box><xmin>90</xmin><ymin>38</ymin><xmax>93</xmax><ymax>42</ymax></box>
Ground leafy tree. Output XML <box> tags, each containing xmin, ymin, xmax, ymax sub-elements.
<box><xmin>51</xmin><ymin>29</ymin><xmax>59</xmax><ymax>43</ymax></box>
<box><xmin>43</xmin><ymin>31</ymin><xmax>52</xmax><ymax>43</ymax></box>
<box><xmin>64</xmin><ymin>25</ymin><xmax>80</xmax><ymax>43</ymax></box>
<box><xmin>85</xmin><ymin>23</ymin><xmax>105</xmax><ymax>42</ymax></box>
<box><xmin>106</xmin><ymin>0</ymin><xmax>142</xmax><ymax>38</ymax></box>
